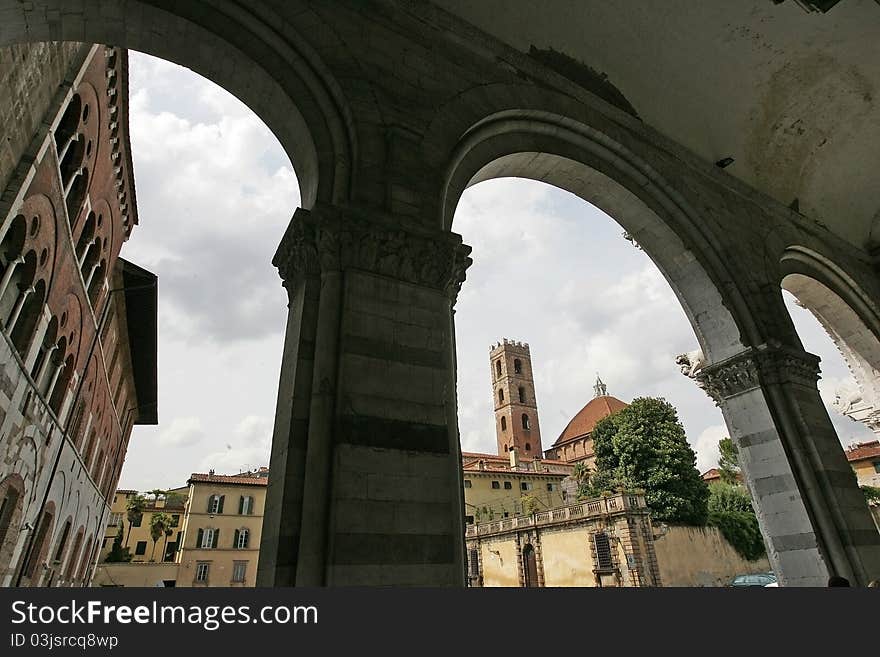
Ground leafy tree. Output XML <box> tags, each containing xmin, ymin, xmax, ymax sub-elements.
<box><xmin>706</xmin><ymin>482</ymin><xmax>766</xmax><ymax>560</ymax></box>
<box><xmin>148</xmin><ymin>489</ymin><xmax>165</xmax><ymax>504</ymax></box>
<box><xmin>104</xmin><ymin>520</ymin><xmax>132</xmax><ymax>563</ymax></box>
<box><xmin>718</xmin><ymin>437</ymin><xmax>740</xmax><ymax>484</ymax></box>
<box><xmin>124</xmin><ymin>495</ymin><xmax>146</xmax><ymax>547</ymax></box>
<box><xmin>591</xmin><ymin>397</ymin><xmax>709</xmax><ymax>525</ymax></box>
<box><xmin>862</xmin><ymin>485</ymin><xmax>880</xmax><ymax>504</ymax></box>
<box><xmin>521</xmin><ymin>494</ymin><xmax>541</xmax><ymax>515</ymax></box>
<box><xmin>148</xmin><ymin>512</ymin><xmax>172</xmax><ymax>562</ymax></box>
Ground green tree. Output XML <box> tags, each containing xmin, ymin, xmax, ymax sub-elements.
<box><xmin>124</xmin><ymin>494</ymin><xmax>146</xmax><ymax>547</ymax></box>
<box><xmin>718</xmin><ymin>437</ymin><xmax>740</xmax><ymax>484</ymax></box>
<box><xmin>104</xmin><ymin>520</ymin><xmax>132</xmax><ymax>563</ymax></box>
<box><xmin>521</xmin><ymin>494</ymin><xmax>541</xmax><ymax>515</ymax></box>
<box><xmin>707</xmin><ymin>483</ymin><xmax>765</xmax><ymax>560</ymax></box>
<box><xmin>591</xmin><ymin>396</ymin><xmax>709</xmax><ymax>525</ymax></box>
<box><xmin>148</xmin><ymin>512</ymin><xmax>172</xmax><ymax>562</ymax></box>
<box><xmin>862</xmin><ymin>485</ymin><xmax>880</xmax><ymax>504</ymax></box>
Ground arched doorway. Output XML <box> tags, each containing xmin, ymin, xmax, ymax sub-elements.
<box><xmin>522</xmin><ymin>543</ymin><xmax>538</xmax><ymax>587</ymax></box>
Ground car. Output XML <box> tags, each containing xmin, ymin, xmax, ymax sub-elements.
<box><xmin>729</xmin><ymin>572</ymin><xmax>777</xmax><ymax>587</ymax></box>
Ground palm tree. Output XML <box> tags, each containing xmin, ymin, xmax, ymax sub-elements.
<box><xmin>162</xmin><ymin>527</ymin><xmax>174</xmax><ymax>562</ymax></box>
<box><xmin>148</xmin><ymin>512</ymin><xmax>172</xmax><ymax>562</ymax></box>
<box><xmin>124</xmin><ymin>494</ymin><xmax>146</xmax><ymax>547</ymax></box>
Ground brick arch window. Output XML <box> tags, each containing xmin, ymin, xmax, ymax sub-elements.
<box><xmin>498</xmin><ymin>388</ymin><xmax>504</xmax><ymax>403</ymax></box>
<box><xmin>521</xmin><ymin>414</ymin><xmax>530</xmax><ymax>430</ymax></box>
<box><xmin>0</xmin><ymin>214</ymin><xmax>28</xmax><ymax>318</ymax></box>
<box><xmin>87</xmin><ymin>258</ymin><xmax>106</xmax><ymax>308</ymax></box>
<box><xmin>495</xmin><ymin>360</ymin><xmax>502</xmax><ymax>377</ymax></box>
<box><xmin>64</xmin><ymin>527</ymin><xmax>84</xmax><ymax>582</ymax></box>
<box><xmin>10</xmin><ymin>275</ymin><xmax>46</xmax><ymax>360</ymax></box>
<box><xmin>514</xmin><ymin>359</ymin><xmax>522</xmax><ymax>374</ymax></box>
<box><xmin>518</xmin><ymin>386</ymin><xmax>526</xmax><ymax>403</ymax></box>
<box><xmin>76</xmin><ymin>535</ymin><xmax>93</xmax><ymax>582</ymax></box>
<box><xmin>23</xmin><ymin>502</ymin><xmax>56</xmax><ymax>584</ymax></box>
<box><xmin>64</xmin><ymin>167</ymin><xmax>89</xmax><ymax>224</ymax></box>
<box><xmin>0</xmin><ymin>475</ymin><xmax>25</xmax><ymax>569</ymax></box>
<box><xmin>49</xmin><ymin>354</ymin><xmax>75</xmax><ymax>418</ymax></box>
<box><xmin>500</xmin><ymin>416</ymin><xmax>507</xmax><ymax>432</ymax></box>
<box><xmin>525</xmin><ymin>443</ymin><xmax>531</xmax><ymax>452</ymax></box>
<box><xmin>29</xmin><ymin>314</ymin><xmax>58</xmax><ymax>384</ymax></box>
<box><xmin>54</xmin><ymin>93</ymin><xmax>82</xmax><ymax>157</ymax></box>
<box><xmin>51</xmin><ymin>518</ymin><xmax>73</xmax><ymax>570</ymax></box>
<box><xmin>74</xmin><ymin>212</ymin><xmax>96</xmax><ymax>263</ymax></box>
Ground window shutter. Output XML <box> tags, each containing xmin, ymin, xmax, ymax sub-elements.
<box><xmin>234</xmin><ymin>529</ymin><xmax>239</xmax><ymax>549</ymax></box>
<box><xmin>218</xmin><ymin>495</ymin><xmax>225</xmax><ymax>514</ymax></box>
<box><xmin>238</xmin><ymin>496</ymin><xmax>243</xmax><ymax>515</ymax></box>
<box><xmin>196</xmin><ymin>528</ymin><xmax>203</xmax><ymax>548</ymax></box>
<box><xmin>206</xmin><ymin>496</ymin><xmax>213</xmax><ymax>513</ymax></box>
<box><xmin>248</xmin><ymin>497</ymin><xmax>254</xmax><ymax>515</ymax></box>
<box><xmin>212</xmin><ymin>529</ymin><xmax>219</xmax><ymax>548</ymax></box>
<box><xmin>242</xmin><ymin>529</ymin><xmax>249</xmax><ymax>548</ymax></box>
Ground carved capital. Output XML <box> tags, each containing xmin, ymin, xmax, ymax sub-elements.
<box><xmin>693</xmin><ymin>344</ymin><xmax>820</xmax><ymax>404</ymax></box>
<box><xmin>273</xmin><ymin>205</ymin><xmax>473</xmax><ymax>302</ymax></box>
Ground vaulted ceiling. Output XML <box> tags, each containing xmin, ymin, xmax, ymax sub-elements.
<box><xmin>434</xmin><ymin>0</ymin><xmax>880</xmax><ymax>251</ymax></box>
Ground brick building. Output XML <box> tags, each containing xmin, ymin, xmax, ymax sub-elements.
<box><xmin>0</xmin><ymin>43</ymin><xmax>156</xmax><ymax>587</ymax></box>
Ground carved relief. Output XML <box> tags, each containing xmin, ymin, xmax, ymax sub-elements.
<box><xmin>680</xmin><ymin>344</ymin><xmax>821</xmax><ymax>405</ymax></box>
<box><xmin>273</xmin><ymin>206</ymin><xmax>473</xmax><ymax>301</ymax></box>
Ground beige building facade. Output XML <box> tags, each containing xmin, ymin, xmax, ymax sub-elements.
<box><xmin>175</xmin><ymin>471</ymin><xmax>266</xmax><ymax>587</ymax></box>
<box><xmin>466</xmin><ymin>493</ymin><xmax>661</xmax><ymax>587</ymax></box>
<box><xmin>92</xmin><ymin>470</ymin><xmax>267</xmax><ymax>587</ymax></box>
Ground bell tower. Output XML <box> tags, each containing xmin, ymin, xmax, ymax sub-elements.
<box><xmin>489</xmin><ymin>339</ymin><xmax>543</xmax><ymax>459</ymax></box>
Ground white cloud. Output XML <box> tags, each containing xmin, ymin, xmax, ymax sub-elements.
<box><xmin>693</xmin><ymin>424</ymin><xmax>727</xmax><ymax>473</ymax></box>
<box><xmin>196</xmin><ymin>415</ymin><xmax>272</xmax><ymax>476</ymax></box>
<box><xmin>158</xmin><ymin>416</ymin><xmax>204</xmax><ymax>448</ymax></box>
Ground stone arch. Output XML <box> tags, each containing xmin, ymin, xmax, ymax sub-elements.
<box><xmin>780</xmin><ymin>248</ymin><xmax>880</xmax><ymax>435</ymax></box>
<box><xmin>0</xmin><ymin>0</ymin><xmax>359</xmax><ymax>208</ymax></box>
<box><xmin>436</xmin><ymin>109</ymin><xmax>751</xmax><ymax>364</ymax></box>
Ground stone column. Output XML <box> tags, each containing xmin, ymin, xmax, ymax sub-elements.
<box><xmin>260</xmin><ymin>204</ymin><xmax>472</xmax><ymax>586</ymax></box>
<box><xmin>696</xmin><ymin>343</ymin><xmax>880</xmax><ymax>586</ymax></box>
<box><xmin>258</xmin><ymin>209</ymin><xmax>321</xmax><ymax>586</ymax></box>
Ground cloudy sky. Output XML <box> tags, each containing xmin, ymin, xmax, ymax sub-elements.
<box><xmin>117</xmin><ymin>53</ymin><xmax>873</xmax><ymax>491</ymax></box>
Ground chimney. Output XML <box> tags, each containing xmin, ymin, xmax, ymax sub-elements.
<box><xmin>509</xmin><ymin>447</ymin><xmax>519</xmax><ymax>469</ymax></box>
<box><xmin>532</xmin><ymin>455</ymin><xmax>542</xmax><ymax>472</ymax></box>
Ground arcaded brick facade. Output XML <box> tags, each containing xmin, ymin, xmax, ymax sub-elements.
<box><xmin>0</xmin><ymin>44</ymin><xmax>156</xmax><ymax>587</ymax></box>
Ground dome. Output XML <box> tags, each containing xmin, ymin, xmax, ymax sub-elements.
<box><xmin>553</xmin><ymin>395</ymin><xmax>628</xmax><ymax>446</ymax></box>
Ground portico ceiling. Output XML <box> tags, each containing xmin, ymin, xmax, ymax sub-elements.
<box><xmin>433</xmin><ymin>0</ymin><xmax>880</xmax><ymax>251</ymax></box>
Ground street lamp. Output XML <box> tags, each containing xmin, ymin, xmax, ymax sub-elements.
<box><xmin>14</xmin><ymin>278</ymin><xmax>156</xmax><ymax>587</ymax></box>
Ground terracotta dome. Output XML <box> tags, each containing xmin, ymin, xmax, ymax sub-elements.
<box><xmin>553</xmin><ymin>395</ymin><xmax>628</xmax><ymax>445</ymax></box>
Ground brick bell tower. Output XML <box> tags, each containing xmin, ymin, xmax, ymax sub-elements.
<box><xmin>489</xmin><ymin>339</ymin><xmax>543</xmax><ymax>459</ymax></box>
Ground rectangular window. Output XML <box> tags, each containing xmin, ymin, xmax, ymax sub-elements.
<box><xmin>200</xmin><ymin>528</ymin><xmax>216</xmax><ymax>549</ymax></box>
<box><xmin>503</xmin><ymin>481</ymin><xmax>512</xmax><ymax>490</ymax></box>
<box><xmin>134</xmin><ymin>541</ymin><xmax>147</xmax><ymax>556</ymax></box>
<box><xmin>196</xmin><ymin>562</ymin><xmax>210</xmax><ymax>582</ymax></box>
<box><xmin>873</xmin><ymin>461</ymin><xmax>880</xmax><ymax>474</ymax></box>
<box><xmin>491</xmin><ymin>481</ymin><xmax>500</xmax><ymax>489</ymax></box>
<box><xmin>463</xmin><ymin>480</ymin><xmax>472</xmax><ymax>488</ymax></box>
<box><xmin>547</xmin><ymin>483</ymin><xmax>555</xmax><ymax>491</ymax></box>
<box><xmin>131</xmin><ymin>513</ymin><xmax>142</xmax><ymax>528</ymax></box>
<box><xmin>594</xmin><ymin>532</ymin><xmax>613</xmax><ymax>570</ymax></box>
<box><xmin>171</xmin><ymin>514</ymin><xmax>180</xmax><ymax>527</ymax></box>
<box><xmin>232</xmin><ymin>561</ymin><xmax>247</xmax><ymax>583</ymax></box>
<box><xmin>521</xmin><ymin>482</ymin><xmax>531</xmax><ymax>491</ymax></box>
<box><xmin>465</xmin><ymin>515</ymin><xmax>474</xmax><ymax>524</ymax></box>
<box><xmin>108</xmin><ymin>512</ymin><xmax>122</xmax><ymax>526</ymax></box>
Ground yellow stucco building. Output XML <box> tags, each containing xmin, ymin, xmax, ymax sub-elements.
<box><xmin>92</xmin><ymin>468</ymin><xmax>267</xmax><ymax>587</ymax></box>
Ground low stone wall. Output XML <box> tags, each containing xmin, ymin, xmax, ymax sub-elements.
<box><xmin>91</xmin><ymin>562</ymin><xmax>180</xmax><ymax>587</ymax></box>
<box><xmin>654</xmin><ymin>525</ymin><xmax>771</xmax><ymax>587</ymax></box>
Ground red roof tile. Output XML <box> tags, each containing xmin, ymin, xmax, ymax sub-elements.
<box><xmin>188</xmin><ymin>473</ymin><xmax>268</xmax><ymax>487</ymax></box>
<box><xmin>845</xmin><ymin>440</ymin><xmax>880</xmax><ymax>463</ymax></box>
<box><xmin>553</xmin><ymin>396</ymin><xmax>628</xmax><ymax>446</ymax></box>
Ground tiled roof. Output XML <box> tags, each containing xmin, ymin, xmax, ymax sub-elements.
<box><xmin>188</xmin><ymin>473</ymin><xmax>268</xmax><ymax>487</ymax></box>
<box><xmin>845</xmin><ymin>440</ymin><xmax>880</xmax><ymax>463</ymax></box>
<box><xmin>702</xmin><ymin>468</ymin><xmax>721</xmax><ymax>481</ymax></box>
<box><xmin>116</xmin><ymin>489</ymin><xmax>138</xmax><ymax>495</ymax></box>
<box><xmin>553</xmin><ymin>395</ymin><xmax>628</xmax><ymax>445</ymax></box>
